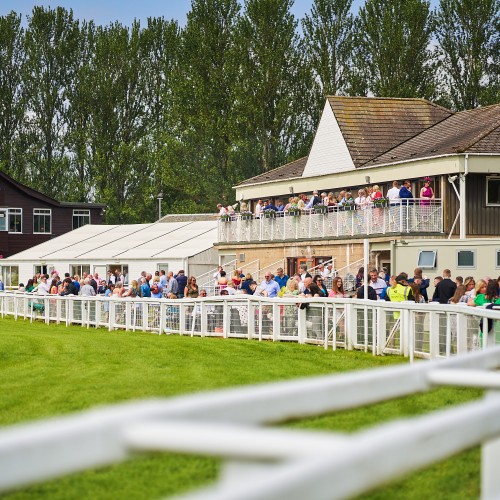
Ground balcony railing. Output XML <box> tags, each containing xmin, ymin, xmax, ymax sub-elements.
<box><xmin>218</xmin><ymin>199</ymin><xmax>443</xmax><ymax>243</ymax></box>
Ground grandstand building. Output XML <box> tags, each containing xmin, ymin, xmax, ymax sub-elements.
<box><xmin>216</xmin><ymin>96</ymin><xmax>500</xmax><ymax>279</ymax></box>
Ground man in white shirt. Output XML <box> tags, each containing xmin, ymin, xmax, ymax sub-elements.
<box><xmin>322</xmin><ymin>263</ymin><xmax>334</xmax><ymax>278</ymax></box>
<box><xmin>387</xmin><ymin>180</ymin><xmax>401</xmax><ymax>205</ymax></box>
<box><xmin>369</xmin><ymin>269</ymin><xmax>387</xmax><ymax>298</ymax></box>
<box><xmin>254</xmin><ymin>199</ymin><xmax>263</xmax><ymax>218</ymax></box>
<box><xmin>36</xmin><ymin>275</ymin><xmax>51</xmax><ymax>295</ymax></box>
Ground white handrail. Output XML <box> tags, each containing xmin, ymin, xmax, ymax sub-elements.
<box><xmin>1</xmin><ymin>292</ymin><xmax>498</xmax><ymax>359</ymax></box>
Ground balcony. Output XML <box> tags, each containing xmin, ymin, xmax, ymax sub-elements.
<box><xmin>218</xmin><ymin>199</ymin><xmax>443</xmax><ymax>243</ymax></box>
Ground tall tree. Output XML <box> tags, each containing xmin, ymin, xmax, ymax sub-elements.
<box><xmin>23</xmin><ymin>6</ymin><xmax>80</xmax><ymax>196</ymax></box>
<box><xmin>0</xmin><ymin>12</ymin><xmax>26</xmax><ymax>180</ymax></box>
<box><xmin>236</xmin><ymin>0</ymin><xmax>315</xmax><ymax>173</ymax></box>
<box><xmin>435</xmin><ymin>0</ymin><xmax>500</xmax><ymax>110</ymax></box>
<box><xmin>173</xmin><ymin>0</ymin><xmax>241</xmax><ymax>209</ymax></box>
<box><xmin>87</xmin><ymin>21</ymin><xmax>152</xmax><ymax>223</ymax></box>
<box><xmin>65</xmin><ymin>20</ymin><xmax>96</xmax><ymax>201</ymax></box>
<box><xmin>302</xmin><ymin>0</ymin><xmax>354</xmax><ymax>106</ymax></box>
<box><xmin>351</xmin><ymin>0</ymin><xmax>436</xmax><ymax>99</ymax></box>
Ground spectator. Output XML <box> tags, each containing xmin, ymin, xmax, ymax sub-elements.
<box><xmin>176</xmin><ymin>270</ymin><xmax>188</xmax><ymax>298</ymax></box>
<box><xmin>241</xmin><ymin>273</ymin><xmax>254</xmax><ymax>295</ymax></box>
<box><xmin>80</xmin><ymin>278</ymin><xmax>96</xmax><ymax>297</ymax></box>
<box><xmin>432</xmin><ymin>269</ymin><xmax>457</xmax><ymax>304</ymax></box>
<box><xmin>313</xmin><ymin>275</ymin><xmax>328</xmax><ymax>297</ymax></box>
<box><xmin>36</xmin><ymin>275</ymin><xmax>51</xmax><ymax>295</ymax></box>
<box><xmin>165</xmin><ymin>272</ymin><xmax>179</xmax><ymax>299</ymax></box>
<box><xmin>408</xmin><ymin>268</ymin><xmax>430</xmax><ymax>302</ymax></box>
<box><xmin>399</xmin><ymin>180</ymin><xmax>413</xmax><ymax>203</ymax></box>
<box><xmin>185</xmin><ymin>276</ymin><xmax>199</xmax><ymax>298</ymax></box>
<box><xmin>329</xmin><ymin>276</ymin><xmax>346</xmax><ymax>298</ymax></box>
<box><xmin>369</xmin><ymin>269</ymin><xmax>387</xmax><ymax>298</ymax></box>
<box><xmin>217</xmin><ymin>203</ymin><xmax>227</xmax><ymax>216</ymax></box>
<box><xmin>259</xmin><ymin>272</ymin><xmax>280</xmax><ymax>298</ymax></box>
<box><xmin>449</xmin><ymin>285</ymin><xmax>468</xmax><ymax>304</ymax></box>
<box><xmin>299</xmin><ymin>264</ymin><xmax>312</xmax><ymax>281</ymax></box>
<box><xmin>140</xmin><ymin>277</ymin><xmax>151</xmax><ymax>298</ymax></box>
<box><xmin>386</xmin><ymin>274</ymin><xmax>414</xmax><ymax>302</ymax></box>
<box><xmin>355</xmin><ymin>281</ymin><xmax>377</xmax><ymax>300</ymax></box>
<box><xmin>274</xmin><ymin>267</ymin><xmax>289</xmax><ymax>289</ymax></box>
<box><xmin>387</xmin><ymin>180</ymin><xmax>401</xmax><ymax>205</ymax></box>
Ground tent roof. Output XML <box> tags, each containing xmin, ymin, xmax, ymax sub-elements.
<box><xmin>4</xmin><ymin>221</ymin><xmax>217</xmax><ymax>262</ymax></box>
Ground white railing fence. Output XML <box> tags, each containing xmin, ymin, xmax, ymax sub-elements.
<box><xmin>218</xmin><ymin>199</ymin><xmax>443</xmax><ymax>243</ymax></box>
<box><xmin>1</xmin><ymin>347</ymin><xmax>500</xmax><ymax>499</ymax></box>
<box><xmin>1</xmin><ymin>292</ymin><xmax>499</xmax><ymax>360</ymax></box>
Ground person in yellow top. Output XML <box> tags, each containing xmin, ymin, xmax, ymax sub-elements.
<box><xmin>386</xmin><ymin>274</ymin><xmax>414</xmax><ymax>319</ymax></box>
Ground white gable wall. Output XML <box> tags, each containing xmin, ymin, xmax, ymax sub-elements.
<box><xmin>302</xmin><ymin>100</ymin><xmax>355</xmax><ymax>178</ymax></box>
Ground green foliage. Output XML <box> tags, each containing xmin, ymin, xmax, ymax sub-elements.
<box><xmin>435</xmin><ymin>0</ymin><xmax>500</xmax><ymax>110</ymax></box>
<box><xmin>351</xmin><ymin>0</ymin><xmax>437</xmax><ymax>99</ymax></box>
<box><xmin>0</xmin><ymin>318</ymin><xmax>482</xmax><ymax>499</ymax></box>
<box><xmin>0</xmin><ymin>3</ymin><xmax>499</xmax><ymax>222</ymax></box>
<box><xmin>302</xmin><ymin>0</ymin><xmax>354</xmax><ymax>108</ymax></box>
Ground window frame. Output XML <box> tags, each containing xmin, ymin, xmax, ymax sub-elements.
<box><xmin>70</xmin><ymin>264</ymin><xmax>91</xmax><ymax>278</ymax></box>
<box><xmin>1</xmin><ymin>265</ymin><xmax>19</xmax><ymax>287</ymax></box>
<box><xmin>496</xmin><ymin>249</ymin><xmax>500</xmax><ymax>269</ymax></box>
<box><xmin>33</xmin><ymin>208</ymin><xmax>52</xmax><ymax>234</ymax></box>
<box><xmin>456</xmin><ymin>249</ymin><xmax>476</xmax><ymax>269</ymax></box>
<box><xmin>486</xmin><ymin>176</ymin><xmax>500</xmax><ymax>206</ymax></box>
<box><xmin>8</xmin><ymin>208</ymin><xmax>22</xmax><ymax>233</ymax></box>
<box><xmin>72</xmin><ymin>209</ymin><xmax>91</xmax><ymax>230</ymax></box>
<box><xmin>417</xmin><ymin>250</ymin><xmax>437</xmax><ymax>269</ymax></box>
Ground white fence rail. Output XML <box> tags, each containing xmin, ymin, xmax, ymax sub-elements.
<box><xmin>1</xmin><ymin>345</ymin><xmax>500</xmax><ymax>498</ymax></box>
<box><xmin>1</xmin><ymin>292</ymin><xmax>499</xmax><ymax>359</ymax></box>
<box><xmin>218</xmin><ymin>199</ymin><xmax>443</xmax><ymax>243</ymax></box>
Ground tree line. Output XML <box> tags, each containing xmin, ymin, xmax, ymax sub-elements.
<box><xmin>0</xmin><ymin>0</ymin><xmax>499</xmax><ymax>223</ymax></box>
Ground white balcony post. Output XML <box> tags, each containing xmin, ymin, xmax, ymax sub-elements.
<box><xmin>223</xmin><ymin>300</ymin><xmax>229</xmax><ymax>338</ymax></box>
<box><xmin>377</xmin><ymin>306</ymin><xmax>387</xmax><ymax>355</ymax></box>
<box><xmin>247</xmin><ymin>299</ymin><xmax>255</xmax><ymax>340</ymax></box>
<box><xmin>345</xmin><ymin>302</ymin><xmax>356</xmax><ymax>350</ymax></box>
<box><xmin>297</xmin><ymin>305</ymin><xmax>306</xmax><ymax>344</ymax></box>
<box><xmin>482</xmin><ymin>391</ymin><xmax>500</xmax><ymax>499</ymax></box>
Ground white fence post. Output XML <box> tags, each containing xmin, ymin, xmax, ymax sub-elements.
<box><xmin>482</xmin><ymin>391</ymin><xmax>500</xmax><ymax>499</ymax></box>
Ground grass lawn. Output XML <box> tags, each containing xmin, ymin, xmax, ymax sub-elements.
<box><xmin>0</xmin><ymin>317</ymin><xmax>482</xmax><ymax>499</ymax></box>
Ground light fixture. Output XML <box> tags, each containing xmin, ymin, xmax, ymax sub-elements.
<box><xmin>157</xmin><ymin>192</ymin><xmax>163</xmax><ymax>220</ymax></box>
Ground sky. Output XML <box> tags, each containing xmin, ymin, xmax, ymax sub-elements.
<box><xmin>1</xmin><ymin>0</ymin><xmax>440</xmax><ymax>28</ymax></box>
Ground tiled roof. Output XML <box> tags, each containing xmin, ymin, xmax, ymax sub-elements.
<box><xmin>328</xmin><ymin>96</ymin><xmax>452</xmax><ymax>167</ymax></box>
<box><xmin>369</xmin><ymin>103</ymin><xmax>500</xmax><ymax>166</ymax></box>
<box><xmin>237</xmin><ymin>156</ymin><xmax>307</xmax><ymax>187</ymax></box>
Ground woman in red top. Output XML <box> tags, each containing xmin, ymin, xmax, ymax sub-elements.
<box><xmin>231</xmin><ymin>269</ymin><xmax>241</xmax><ymax>288</ymax></box>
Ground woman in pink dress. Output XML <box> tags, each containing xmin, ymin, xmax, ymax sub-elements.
<box><xmin>420</xmin><ymin>177</ymin><xmax>434</xmax><ymax>206</ymax></box>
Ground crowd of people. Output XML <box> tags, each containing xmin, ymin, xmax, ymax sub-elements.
<box><xmin>210</xmin><ymin>263</ymin><xmax>500</xmax><ymax>312</ymax></box>
<box><xmin>17</xmin><ymin>269</ymin><xmax>201</xmax><ymax>300</ymax></box>
<box><xmin>14</xmin><ymin>262</ymin><xmax>500</xmax><ymax>312</ymax></box>
<box><xmin>217</xmin><ymin>177</ymin><xmax>435</xmax><ymax>218</ymax></box>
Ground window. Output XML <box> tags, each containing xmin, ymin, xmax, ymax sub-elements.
<box><xmin>157</xmin><ymin>263</ymin><xmax>169</xmax><ymax>274</ymax></box>
<box><xmin>70</xmin><ymin>265</ymin><xmax>91</xmax><ymax>278</ymax></box>
<box><xmin>34</xmin><ymin>265</ymin><xmax>48</xmax><ymax>276</ymax></box>
<box><xmin>73</xmin><ymin>209</ymin><xmax>90</xmax><ymax>229</ymax></box>
<box><xmin>2</xmin><ymin>265</ymin><xmax>19</xmax><ymax>287</ymax></box>
<box><xmin>486</xmin><ymin>176</ymin><xmax>500</xmax><ymax>206</ymax></box>
<box><xmin>0</xmin><ymin>209</ymin><xmax>6</xmax><ymax>231</ymax></box>
<box><xmin>8</xmin><ymin>208</ymin><xmax>22</xmax><ymax>233</ymax></box>
<box><xmin>457</xmin><ymin>250</ymin><xmax>475</xmax><ymax>268</ymax></box>
<box><xmin>417</xmin><ymin>250</ymin><xmax>436</xmax><ymax>268</ymax></box>
<box><xmin>33</xmin><ymin>208</ymin><xmax>51</xmax><ymax>233</ymax></box>
<box><xmin>497</xmin><ymin>250</ymin><xmax>500</xmax><ymax>268</ymax></box>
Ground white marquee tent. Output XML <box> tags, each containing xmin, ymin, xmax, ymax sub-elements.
<box><xmin>1</xmin><ymin>220</ymin><xmax>218</xmax><ymax>286</ymax></box>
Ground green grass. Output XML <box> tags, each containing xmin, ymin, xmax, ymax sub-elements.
<box><xmin>0</xmin><ymin>317</ymin><xmax>482</xmax><ymax>499</ymax></box>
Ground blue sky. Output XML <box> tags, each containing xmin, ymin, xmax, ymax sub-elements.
<box><xmin>1</xmin><ymin>0</ymin><xmax>440</xmax><ymax>27</ymax></box>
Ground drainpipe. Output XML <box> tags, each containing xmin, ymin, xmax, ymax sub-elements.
<box><xmin>459</xmin><ymin>154</ymin><xmax>469</xmax><ymax>239</ymax></box>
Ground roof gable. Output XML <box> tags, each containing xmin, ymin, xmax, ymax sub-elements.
<box><xmin>302</xmin><ymin>100</ymin><xmax>355</xmax><ymax>178</ymax></box>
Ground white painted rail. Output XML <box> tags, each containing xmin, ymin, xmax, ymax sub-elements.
<box><xmin>218</xmin><ymin>199</ymin><xmax>443</xmax><ymax>243</ymax></box>
<box><xmin>1</xmin><ymin>292</ymin><xmax>499</xmax><ymax>360</ymax></box>
<box><xmin>1</xmin><ymin>348</ymin><xmax>500</xmax><ymax>498</ymax></box>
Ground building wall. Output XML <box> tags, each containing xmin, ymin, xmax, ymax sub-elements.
<box><xmin>0</xmin><ymin>178</ymin><xmax>103</xmax><ymax>257</ymax></box>
<box><xmin>392</xmin><ymin>238</ymin><xmax>500</xmax><ymax>297</ymax></box>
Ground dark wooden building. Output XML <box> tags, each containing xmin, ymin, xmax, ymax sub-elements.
<box><xmin>0</xmin><ymin>170</ymin><xmax>105</xmax><ymax>258</ymax></box>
